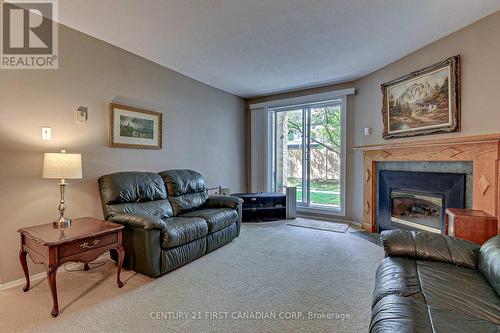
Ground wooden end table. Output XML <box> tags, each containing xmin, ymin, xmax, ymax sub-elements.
<box><xmin>445</xmin><ymin>208</ymin><xmax>498</xmax><ymax>244</ymax></box>
<box><xmin>18</xmin><ymin>217</ymin><xmax>125</xmax><ymax>317</ymax></box>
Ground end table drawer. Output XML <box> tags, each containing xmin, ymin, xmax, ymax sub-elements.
<box><xmin>59</xmin><ymin>233</ymin><xmax>117</xmax><ymax>258</ymax></box>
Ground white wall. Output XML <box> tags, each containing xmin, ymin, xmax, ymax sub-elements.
<box><xmin>349</xmin><ymin>11</ymin><xmax>500</xmax><ymax>223</ymax></box>
<box><xmin>0</xmin><ymin>24</ymin><xmax>246</xmax><ymax>284</ymax></box>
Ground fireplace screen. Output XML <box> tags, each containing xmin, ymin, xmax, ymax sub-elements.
<box><xmin>391</xmin><ymin>190</ymin><xmax>443</xmax><ymax>233</ymax></box>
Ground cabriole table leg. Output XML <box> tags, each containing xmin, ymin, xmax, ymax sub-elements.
<box><xmin>47</xmin><ymin>266</ymin><xmax>59</xmax><ymax>317</ymax></box>
<box><xmin>19</xmin><ymin>250</ymin><xmax>30</xmax><ymax>292</ymax></box>
<box><xmin>116</xmin><ymin>245</ymin><xmax>124</xmax><ymax>288</ymax></box>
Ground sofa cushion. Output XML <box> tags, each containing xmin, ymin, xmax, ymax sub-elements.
<box><xmin>371</xmin><ymin>295</ymin><xmax>499</xmax><ymax>333</ymax></box>
<box><xmin>180</xmin><ymin>208</ymin><xmax>237</xmax><ymax>233</ymax></box>
<box><xmin>430</xmin><ymin>305</ymin><xmax>500</xmax><ymax>333</ymax></box>
<box><xmin>99</xmin><ymin>172</ymin><xmax>167</xmax><ymax>205</ymax></box>
<box><xmin>168</xmin><ymin>192</ymin><xmax>209</xmax><ymax>215</ymax></box>
<box><xmin>479</xmin><ymin>235</ymin><xmax>500</xmax><ymax>297</ymax></box>
<box><xmin>161</xmin><ymin>217</ymin><xmax>208</xmax><ymax>249</ymax></box>
<box><xmin>160</xmin><ymin>169</ymin><xmax>208</xmax><ymax>215</ymax></box>
<box><xmin>99</xmin><ymin>172</ymin><xmax>171</xmax><ymax>219</ymax></box>
<box><xmin>380</xmin><ymin>229</ymin><xmax>480</xmax><ymax>269</ymax></box>
<box><xmin>160</xmin><ymin>169</ymin><xmax>206</xmax><ymax>196</ymax></box>
<box><xmin>416</xmin><ymin>259</ymin><xmax>500</xmax><ymax>323</ymax></box>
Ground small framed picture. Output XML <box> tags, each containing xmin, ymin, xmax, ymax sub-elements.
<box><xmin>109</xmin><ymin>103</ymin><xmax>163</xmax><ymax>149</ymax></box>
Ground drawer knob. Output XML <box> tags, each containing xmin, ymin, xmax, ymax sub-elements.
<box><xmin>80</xmin><ymin>239</ymin><xmax>100</xmax><ymax>249</ymax></box>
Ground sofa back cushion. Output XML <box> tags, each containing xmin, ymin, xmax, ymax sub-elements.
<box><xmin>159</xmin><ymin>169</ymin><xmax>208</xmax><ymax>215</ymax></box>
<box><xmin>98</xmin><ymin>171</ymin><xmax>173</xmax><ymax>219</ymax></box>
<box><xmin>479</xmin><ymin>235</ymin><xmax>500</xmax><ymax>296</ymax></box>
<box><xmin>380</xmin><ymin>230</ymin><xmax>480</xmax><ymax>269</ymax></box>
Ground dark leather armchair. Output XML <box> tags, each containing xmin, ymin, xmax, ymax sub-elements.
<box><xmin>370</xmin><ymin>229</ymin><xmax>500</xmax><ymax>332</ymax></box>
<box><xmin>98</xmin><ymin>170</ymin><xmax>243</xmax><ymax>278</ymax></box>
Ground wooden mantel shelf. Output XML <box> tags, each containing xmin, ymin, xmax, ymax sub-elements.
<box><xmin>357</xmin><ymin>133</ymin><xmax>500</xmax><ymax>235</ymax></box>
<box><xmin>353</xmin><ymin>133</ymin><xmax>500</xmax><ymax>151</ymax></box>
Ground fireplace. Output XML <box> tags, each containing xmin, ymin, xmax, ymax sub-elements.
<box><xmin>391</xmin><ymin>190</ymin><xmax>442</xmax><ymax>233</ymax></box>
<box><xmin>378</xmin><ymin>170</ymin><xmax>465</xmax><ymax>233</ymax></box>
<box><xmin>355</xmin><ymin>134</ymin><xmax>500</xmax><ymax>234</ymax></box>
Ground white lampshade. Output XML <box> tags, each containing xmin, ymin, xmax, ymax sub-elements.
<box><xmin>42</xmin><ymin>152</ymin><xmax>82</xmax><ymax>179</ymax></box>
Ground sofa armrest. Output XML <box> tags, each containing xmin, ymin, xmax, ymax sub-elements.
<box><xmin>108</xmin><ymin>213</ymin><xmax>166</xmax><ymax>231</ymax></box>
<box><xmin>380</xmin><ymin>230</ymin><xmax>480</xmax><ymax>269</ymax></box>
<box><xmin>204</xmin><ymin>195</ymin><xmax>243</xmax><ymax>209</ymax></box>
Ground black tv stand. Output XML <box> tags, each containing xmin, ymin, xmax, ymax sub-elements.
<box><xmin>231</xmin><ymin>192</ymin><xmax>287</xmax><ymax>222</ymax></box>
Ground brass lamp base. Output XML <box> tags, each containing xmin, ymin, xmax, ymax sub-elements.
<box><xmin>52</xmin><ymin>217</ymin><xmax>72</xmax><ymax>229</ymax></box>
<box><xmin>52</xmin><ymin>179</ymin><xmax>72</xmax><ymax>229</ymax></box>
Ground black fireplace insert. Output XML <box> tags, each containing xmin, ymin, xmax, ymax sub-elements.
<box><xmin>378</xmin><ymin>170</ymin><xmax>465</xmax><ymax>233</ymax></box>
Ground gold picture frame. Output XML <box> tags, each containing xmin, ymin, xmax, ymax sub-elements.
<box><xmin>381</xmin><ymin>55</ymin><xmax>461</xmax><ymax>139</ymax></box>
<box><xmin>109</xmin><ymin>103</ymin><xmax>163</xmax><ymax>149</ymax></box>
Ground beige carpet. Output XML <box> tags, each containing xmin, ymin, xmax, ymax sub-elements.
<box><xmin>0</xmin><ymin>219</ymin><xmax>383</xmax><ymax>333</ymax></box>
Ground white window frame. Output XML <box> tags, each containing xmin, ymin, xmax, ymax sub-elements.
<box><xmin>253</xmin><ymin>90</ymin><xmax>351</xmax><ymax>217</ymax></box>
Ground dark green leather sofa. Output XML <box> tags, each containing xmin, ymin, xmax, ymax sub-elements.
<box><xmin>371</xmin><ymin>230</ymin><xmax>500</xmax><ymax>332</ymax></box>
<box><xmin>98</xmin><ymin>170</ymin><xmax>243</xmax><ymax>278</ymax></box>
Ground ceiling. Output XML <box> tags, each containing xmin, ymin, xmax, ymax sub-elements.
<box><xmin>58</xmin><ymin>0</ymin><xmax>500</xmax><ymax>98</ymax></box>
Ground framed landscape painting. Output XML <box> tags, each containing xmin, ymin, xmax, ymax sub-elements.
<box><xmin>110</xmin><ymin>103</ymin><xmax>162</xmax><ymax>149</ymax></box>
<box><xmin>381</xmin><ymin>55</ymin><xmax>460</xmax><ymax>139</ymax></box>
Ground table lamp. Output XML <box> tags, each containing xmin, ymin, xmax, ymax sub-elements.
<box><xmin>42</xmin><ymin>150</ymin><xmax>82</xmax><ymax>228</ymax></box>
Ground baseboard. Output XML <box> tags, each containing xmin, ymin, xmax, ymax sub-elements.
<box><xmin>0</xmin><ymin>253</ymin><xmax>111</xmax><ymax>291</ymax></box>
<box><xmin>0</xmin><ymin>271</ymin><xmax>47</xmax><ymax>291</ymax></box>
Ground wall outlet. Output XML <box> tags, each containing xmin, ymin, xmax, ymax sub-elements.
<box><xmin>41</xmin><ymin>126</ymin><xmax>52</xmax><ymax>140</ymax></box>
<box><xmin>364</xmin><ymin>127</ymin><xmax>372</xmax><ymax>136</ymax></box>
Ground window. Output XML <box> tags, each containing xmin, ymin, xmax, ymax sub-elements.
<box><xmin>269</xmin><ymin>98</ymin><xmax>346</xmax><ymax>214</ymax></box>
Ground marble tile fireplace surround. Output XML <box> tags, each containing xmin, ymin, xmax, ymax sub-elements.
<box><xmin>354</xmin><ymin>134</ymin><xmax>500</xmax><ymax>234</ymax></box>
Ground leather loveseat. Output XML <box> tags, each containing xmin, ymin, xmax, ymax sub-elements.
<box><xmin>98</xmin><ymin>170</ymin><xmax>243</xmax><ymax>278</ymax></box>
<box><xmin>370</xmin><ymin>229</ymin><xmax>500</xmax><ymax>332</ymax></box>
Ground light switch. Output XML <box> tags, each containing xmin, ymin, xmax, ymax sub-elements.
<box><xmin>41</xmin><ymin>126</ymin><xmax>52</xmax><ymax>140</ymax></box>
<box><xmin>364</xmin><ymin>127</ymin><xmax>372</xmax><ymax>136</ymax></box>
